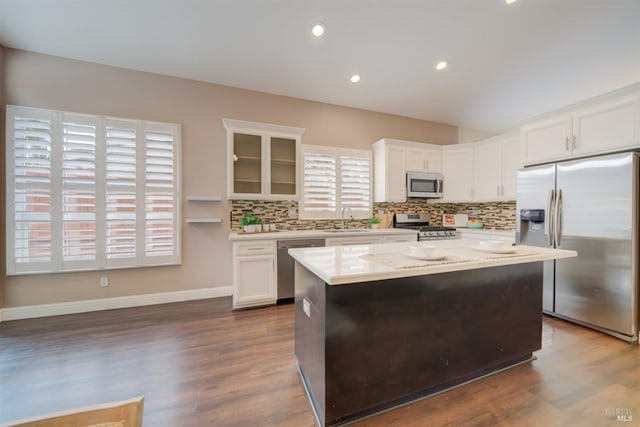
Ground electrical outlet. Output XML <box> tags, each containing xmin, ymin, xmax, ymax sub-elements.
<box><xmin>100</xmin><ymin>277</ymin><xmax>109</xmax><ymax>287</ymax></box>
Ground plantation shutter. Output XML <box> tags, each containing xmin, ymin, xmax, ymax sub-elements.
<box><xmin>302</xmin><ymin>149</ymin><xmax>337</xmax><ymax>215</ymax></box>
<box><xmin>8</xmin><ymin>109</ymin><xmax>54</xmax><ymax>273</ymax></box>
<box><xmin>300</xmin><ymin>145</ymin><xmax>371</xmax><ymax>220</ymax></box>
<box><xmin>61</xmin><ymin>114</ymin><xmax>97</xmax><ymax>267</ymax></box>
<box><xmin>105</xmin><ymin>119</ymin><xmax>137</xmax><ymax>264</ymax></box>
<box><xmin>144</xmin><ymin>124</ymin><xmax>178</xmax><ymax>259</ymax></box>
<box><xmin>6</xmin><ymin>105</ymin><xmax>181</xmax><ymax>275</ymax></box>
<box><xmin>340</xmin><ymin>154</ymin><xmax>371</xmax><ymax>214</ymax></box>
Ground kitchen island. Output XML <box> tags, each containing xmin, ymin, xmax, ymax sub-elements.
<box><xmin>289</xmin><ymin>240</ymin><xmax>576</xmax><ymax>426</ymax></box>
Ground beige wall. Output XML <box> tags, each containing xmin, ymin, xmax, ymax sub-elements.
<box><xmin>2</xmin><ymin>48</ymin><xmax>457</xmax><ymax>308</ymax></box>
<box><xmin>457</xmin><ymin>127</ymin><xmax>498</xmax><ymax>144</ymax></box>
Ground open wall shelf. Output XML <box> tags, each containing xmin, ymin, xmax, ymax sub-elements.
<box><xmin>185</xmin><ymin>196</ymin><xmax>222</xmax><ymax>223</ymax></box>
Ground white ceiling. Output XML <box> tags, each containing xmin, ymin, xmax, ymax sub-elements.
<box><xmin>0</xmin><ymin>0</ymin><xmax>639</xmax><ymax>132</ymax></box>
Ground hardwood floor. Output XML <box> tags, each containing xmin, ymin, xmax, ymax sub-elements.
<box><xmin>0</xmin><ymin>297</ymin><xmax>638</xmax><ymax>426</ymax></box>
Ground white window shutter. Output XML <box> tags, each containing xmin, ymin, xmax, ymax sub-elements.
<box><xmin>302</xmin><ymin>150</ymin><xmax>337</xmax><ymax>217</ymax></box>
<box><xmin>6</xmin><ymin>106</ymin><xmax>181</xmax><ymax>275</ymax></box>
<box><xmin>300</xmin><ymin>145</ymin><xmax>372</xmax><ymax>220</ymax></box>
<box><xmin>105</xmin><ymin>119</ymin><xmax>137</xmax><ymax>263</ymax></box>
<box><xmin>340</xmin><ymin>155</ymin><xmax>371</xmax><ymax>215</ymax></box>
<box><xmin>8</xmin><ymin>107</ymin><xmax>54</xmax><ymax>273</ymax></box>
<box><xmin>61</xmin><ymin>114</ymin><xmax>97</xmax><ymax>266</ymax></box>
<box><xmin>144</xmin><ymin>124</ymin><xmax>178</xmax><ymax>259</ymax></box>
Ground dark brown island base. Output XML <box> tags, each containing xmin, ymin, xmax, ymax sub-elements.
<box><xmin>294</xmin><ymin>261</ymin><xmax>543</xmax><ymax>426</ymax></box>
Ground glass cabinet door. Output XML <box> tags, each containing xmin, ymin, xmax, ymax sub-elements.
<box><xmin>233</xmin><ymin>133</ymin><xmax>262</xmax><ymax>194</ymax></box>
<box><xmin>270</xmin><ymin>137</ymin><xmax>296</xmax><ymax>196</ymax></box>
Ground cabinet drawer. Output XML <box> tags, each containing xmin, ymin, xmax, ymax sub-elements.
<box><xmin>234</xmin><ymin>240</ymin><xmax>277</xmax><ymax>256</ymax></box>
<box><xmin>382</xmin><ymin>235</ymin><xmax>417</xmax><ymax>243</ymax></box>
<box><xmin>325</xmin><ymin>236</ymin><xmax>383</xmax><ymax>246</ymax></box>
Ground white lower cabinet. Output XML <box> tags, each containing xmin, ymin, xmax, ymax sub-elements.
<box><xmin>232</xmin><ymin>240</ymin><xmax>277</xmax><ymax>309</ymax></box>
<box><xmin>382</xmin><ymin>234</ymin><xmax>417</xmax><ymax>243</ymax></box>
<box><xmin>325</xmin><ymin>236</ymin><xmax>383</xmax><ymax>246</ymax></box>
<box><xmin>325</xmin><ymin>233</ymin><xmax>416</xmax><ymax>246</ymax></box>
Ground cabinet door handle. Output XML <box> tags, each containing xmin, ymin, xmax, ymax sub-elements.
<box><xmin>565</xmin><ymin>136</ymin><xmax>570</xmax><ymax>151</ymax></box>
<box><xmin>497</xmin><ymin>185</ymin><xmax>500</xmax><ymax>196</ymax></box>
<box><xmin>425</xmin><ymin>160</ymin><xmax>429</xmax><ymax>170</ymax></box>
<box><xmin>501</xmin><ymin>185</ymin><xmax>505</xmax><ymax>196</ymax></box>
<box><xmin>572</xmin><ymin>135</ymin><xmax>577</xmax><ymax>149</ymax></box>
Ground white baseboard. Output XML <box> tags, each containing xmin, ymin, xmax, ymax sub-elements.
<box><xmin>0</xmin><ymin>286</ymin><xmax>232</xmax><ymax>322</ymax></box>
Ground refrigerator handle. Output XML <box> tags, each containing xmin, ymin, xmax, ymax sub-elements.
<box><xmin>546</xmin><ymin>189</ymin><xmax>555</xmax><ymax>247</ymax></box>
<box><xmin>554</xmin><ymin>189</ymin><xmax>563</xmax><ymax>247</ymax></box>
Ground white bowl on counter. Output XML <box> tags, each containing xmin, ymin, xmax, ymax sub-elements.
<box><xmin>409</xmin><ymin>244</ymin><xmax>437</xmax><ymax>258</ymax></box>
<box><xmin>478</xmin><ymin>240</ymin><xmax>508</xmax><ymax>251</ymax></box>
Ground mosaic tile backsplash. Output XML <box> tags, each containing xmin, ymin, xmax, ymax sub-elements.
<box><xmin>230</xmin><ymin>199</ymin><xmax>516</xmax><ymax>231</ymax></box>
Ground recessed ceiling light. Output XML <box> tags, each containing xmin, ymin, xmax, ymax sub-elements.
<box><xmin>505</xmin><ymin>0</ymin><xmax>517</xmax><ymax>4</ymax></box>
<box><xmin>350</xmin><ymin>74</ymin><xmax>361</xmax><ymax>83</ymax></box>
<box><xmin>311</xmin><ymin>23</ymin><xmax>325</xmax><ymax>37</ymax></box>
<box><xmin>435</xmin><ymin>61</ymin><xmax>448</xmax><ymax>71</ymax></box>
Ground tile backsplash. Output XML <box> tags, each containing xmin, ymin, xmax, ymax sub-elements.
<box><xmin>374</xmin><ymin>200</ymin><xmax>516</xmax><ymax>230</ymax></box>
<box><xmin>230</xmin><ymin>199</ymin><xmax>516</xmax><ymax>231</ymax></box>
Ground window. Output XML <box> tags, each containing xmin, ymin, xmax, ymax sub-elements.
<box><xmin>6</xmin><ymin>105</ymin><xmax>181</xmax><ymax>275</ymax></box>
<box><xmin>300</xmin><ymin>144</ymin><xmax>372</xmax><ymax>220</ymax></box>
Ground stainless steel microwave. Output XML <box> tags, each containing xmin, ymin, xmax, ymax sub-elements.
<box><xmin>406</xmin><ymin>171</ymin><xmax>444</xmax><ymax>198</ymax></box>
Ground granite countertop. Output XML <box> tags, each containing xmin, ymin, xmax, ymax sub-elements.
<box><xmin>228</xmin><ymin>228</ymin><xmax>418</xmax><ymax>241</ymax></box>
<box><xmin>288</xmin><ymin>238</ymin><xmax>576</xmax><ymax>285</ymax></box>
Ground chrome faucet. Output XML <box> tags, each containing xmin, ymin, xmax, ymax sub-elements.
<box><xmin>340</xmin><ymin>207</ymin><xmax>353</xmax><ymax>230</ymax></box>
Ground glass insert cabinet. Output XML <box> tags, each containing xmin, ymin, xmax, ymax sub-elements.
<box><xmin>224</xmin><ymin>119</ymin><xmax>305</xmax><ymax>200</ymax></box>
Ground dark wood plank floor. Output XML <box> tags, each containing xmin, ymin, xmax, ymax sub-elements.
<box><xmin>0</xmin><ymin>297</ymin><xmax>638</xmax><ymax>426</ymax></box>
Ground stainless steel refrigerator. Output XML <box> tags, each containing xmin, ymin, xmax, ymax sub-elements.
<box><xmin>516</xmin><ymin>151</ymin><xmax>639</xmax><ymax>342</ymax></box>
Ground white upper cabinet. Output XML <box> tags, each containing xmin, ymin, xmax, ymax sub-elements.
<box><xmin>224</xmin><ymin>119</ymin><xmax>305</xmax><ymax>200</ymax></box>
<box><xmin>572</xmin><ymin>95</ymin><xmax>638</xmax><ymax>155</ymax></box>
<box><xmin>500</xmin><ymin>137</ymin><xmax>521</xmax><ymax>199</ymax></box>
<box><xmin>372</xmin><ymin>138</ymin><xmax>442</xmax><ymax>202</ymax></box>
<box><xmin>521</xmin><ymin>115</ymin><xmax>573</xmax><ymax>165</ymax></box>
<box><xmin>373</xmin><ymin>141</ymin><xmax>407</xmax><ymax>202</ymax></box>
<box><xmin>406</xmin><ymin>146</ymin><xmax>442</xmax><ymax>173</ymax></box>
<box><xmin>442</xmin><ymin>144</ymin><xmax>475</xmax><ymax>202</ymax></box>
<box><xmin>473</xmin><ymin>142</ymin><xmax>501</xmax><ymax>200</ymax></box>
<box><xmin>473</xmin><ymin>133</ymin><xmax>520</xmax><ymax>201</ymax></box>
<box><xmin>521</xmin><ymin>86</ymin><xmax>640</xmax><ymax>165</ymax></box>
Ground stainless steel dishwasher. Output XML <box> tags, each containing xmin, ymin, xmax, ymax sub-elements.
<box><xmin>277</xmin><ymin>239</ymin><xmax>325</xmax><ymax>303</ymax></box>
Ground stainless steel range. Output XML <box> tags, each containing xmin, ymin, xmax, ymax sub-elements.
<box><xmin>393</xmin><ymin>213</ymin><xmax>458</xmax><ymax>241</ymax></box>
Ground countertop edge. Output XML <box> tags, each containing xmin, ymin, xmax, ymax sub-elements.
<box><xmin>288</xmin><ymin>242</ymin><xmax>576</xmax><ymax>285</ymax></box>
<box><xmin>229</xmin><ymin>228</ymin><xmax>418</xmax><ymax>241</ymax></box>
